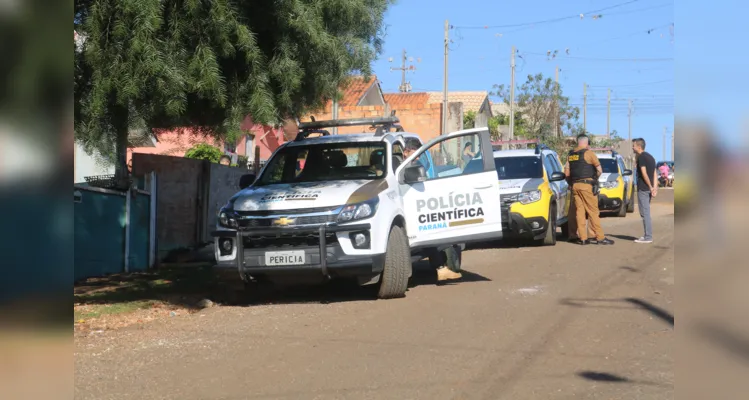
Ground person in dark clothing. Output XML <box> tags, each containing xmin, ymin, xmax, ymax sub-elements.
<box><xmin>632</xmin><ymin>138</ymin><xmax>658</xmax><ymax>243</ymax></box>
<box><xmin>564</xmin><ymin>134</ymin><xmax>615</xmax><ymax>245</ymax></box>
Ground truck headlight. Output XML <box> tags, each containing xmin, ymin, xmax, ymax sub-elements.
<box><xmin>602</xmin><ymin>181</ymin><xmax>620</xmax><ymax>189</ymax></box>
<box><xmin>338</xmin><ymin>197</ymin><xmax>379</xmax><ymax>223</ymax></box>
<box><xmin>517</xmin><ymin>190</ymin><xmax>541</xmax><ymax>205</ymax></box>
<box><xmin>218</xmin><ymin>208</ymin><xmax>239</xmax><ymax>228</ymax></box>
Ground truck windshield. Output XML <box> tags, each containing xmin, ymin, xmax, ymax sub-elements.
<box><xmin>256</xmin><ymin>142</ymin><xmax>388</xmax><ymax>185</ymax></box>
<box><xmin>600</xmin><ymin>159</ymin><xmax>619</xmax><ymax>173</ymax></box>
<box><xmin>494</xmin><ymin>156</ymin><xmax>543</xmax><ymax>180</ymax></box>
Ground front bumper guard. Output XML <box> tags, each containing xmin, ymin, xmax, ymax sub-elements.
<box><xmin>212</xmin><ymin>223</ymin><xmax>372</xmax><ymax>280</ymax></box>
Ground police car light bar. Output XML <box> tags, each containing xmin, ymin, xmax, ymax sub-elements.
<box><xmin>298</xmin><ymin>115</ymin><xmax>401</xmax><ymax>131</ymax></box>
<box><xmin>491</xmin><ymin>139</ymin><xmax>539</xmax><ymax>145</ymax></box>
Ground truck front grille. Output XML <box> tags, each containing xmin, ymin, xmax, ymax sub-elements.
<box><xmin>242</xmin><ymin>232</ymin><xmax>338</xmax><ymax>249</ymax></box>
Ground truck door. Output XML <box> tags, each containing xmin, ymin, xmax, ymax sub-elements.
<box><xmin>396</xmin><ymin>127</ymin><xmax>503</xmax><ymax>249</ymax></box>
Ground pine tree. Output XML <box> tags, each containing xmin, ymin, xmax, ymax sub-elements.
<box><xmin>74</xmin><ymin>0</ymin><xmax>393</xmax><ymax>181</ymax></box>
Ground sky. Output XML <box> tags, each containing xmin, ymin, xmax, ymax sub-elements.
<box><xmin>371</xmin><ymin>0</ymin><xmax>675</xmax><ymax>160</ymax></box>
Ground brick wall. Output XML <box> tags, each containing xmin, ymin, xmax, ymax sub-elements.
<box><xmin>301</xmin><ymin>103</ymin><xmax>445</xmax><ymax>142</ymax></box>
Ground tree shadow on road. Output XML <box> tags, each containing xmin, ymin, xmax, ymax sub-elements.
<box><xmin>577</xmin><ymin>370</ymin><xmax>671</xmax><ymax>388</ymax></box>
<box><xmin>559</xmin><ymin>297</ymin><xmax>674</xmax><ymax>327</ymax></box>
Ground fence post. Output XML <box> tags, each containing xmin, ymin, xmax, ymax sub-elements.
<box><xmin>148</xmin><ymin>171</ymin><xmax>157</xmax><ymax>268</ymax></box>
<box><xmin>124</xmin><ymin>187</ymin><xmax>131</xmax><ymax>273</ymax></box>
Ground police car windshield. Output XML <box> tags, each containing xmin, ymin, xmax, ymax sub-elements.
<box><xmin>600</xmin><ymin>159</ymin><xmax>619</xmax><ymax>174</ymax></box>
<box><xmin>255</xmin><ymin>142</ymin><xmax>387</xmax><ymax>186</ymax></box>
<box><xmin>493</xmin><ymin>156</ymin><xmax>543</xmax><ymax>180</ymax></box>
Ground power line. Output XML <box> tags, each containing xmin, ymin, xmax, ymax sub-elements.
<box><xmin>588</xmin><ymin>79</ymin><xmax>672</xmax><ymax>88</ymax></box>
<box><xmin>451</xmin><ymin>0</ymin><xmax>642</xmax><ymax>30</ymax></box>
<box><xmin>521</xmin><ymin>51</ymin><xmax>673</xmax><ymax>62</ymax></box>
<box><xmin>577</xmin><ymin>23</ymin><xmax>674</xmax><ymax>47</ymax></box>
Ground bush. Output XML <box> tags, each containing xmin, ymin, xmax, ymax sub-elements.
<box><xmin>184</xmin><ymin>144</ymin><xmax>223</xmax><ymax>163</ymax></box>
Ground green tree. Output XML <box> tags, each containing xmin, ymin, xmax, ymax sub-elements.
<box><xmin>184</xmin><ymin>143</ymin><xmax>223</xmax><ymax>163</ymax></box>
<box><xmin>74</xmin><ymin>0</ymin><xmax>393</xmax><ymax>183</ymax></box>
<box><xmin>491</xmin><ymin>73</ymin><xmax>582</xmax><ymax>139</ymax></box>
<box><xmin>463</xmin><ymin>110</ymin><xmax>476</xmax><ymax>129</ymax></box>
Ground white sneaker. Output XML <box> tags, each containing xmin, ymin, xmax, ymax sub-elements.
<box><xmin>634</xmin><ymin>237</ymin><xmax>653</xmax><ymax>244</ymax></box>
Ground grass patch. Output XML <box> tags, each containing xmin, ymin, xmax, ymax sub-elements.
<box><xmin>74</xmin><ymin>300</ymin><xmax>157</xmax><ymax>321</ymax></box>
<box><xmin>74</xmin><ymin>263</ymin><xmax>220</xmax><ymax>322</ymax></box>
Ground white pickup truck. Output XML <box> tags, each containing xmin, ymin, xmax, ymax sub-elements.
<box><xmin>212</xmin><ymin>116</ymin><xmax>504</xmax><ymax>298</ymax></box>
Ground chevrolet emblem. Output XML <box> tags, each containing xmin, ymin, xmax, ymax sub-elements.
<box><xmin>273</xmin><ymin>217</ymin><xmax>295</xmax><ymax>226</ymax></box>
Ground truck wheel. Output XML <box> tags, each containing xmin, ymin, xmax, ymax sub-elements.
<box><xmin>377</xmin><ymin>226</ymin><xmax>411</xmax><ymax>299</ymax></box>
<box><xmin>627</xmin><ymin>189</ymin><xmax>635</xmax><ymax>213</ymax></box>
<box><xmin>542</xmin><ymin>206</ymin><xmax>557</xmax><ymax>246</ymax></box>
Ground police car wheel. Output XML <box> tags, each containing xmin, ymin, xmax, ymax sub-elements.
<box><xmin>377</xmin><ymin>225</ymin><xmax>411</xmax><ymax>299</ymax></box>
<box><xmin>617</xmin><ymin>198</ymin><xmax>627</xmax><ymax>217</ymax></box>
<box><xmin>542</xmin><ymin>206</ymin><xmax>557</xmax><ymax>246</ymax></box>
<box><xmin>627</xmin><ymin>189</ymin><xmax>635</xmax><ymax>213</ymax></box>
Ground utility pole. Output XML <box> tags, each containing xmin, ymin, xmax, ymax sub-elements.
<box><xmin>606</xmin><ymin>88</ymin><xmax>611</xmax><ymax>138</ymax></box>
<box><xmin>583</xmin><ymin>83</ymin><xmax>587</xmax><ymax>133</ymax></box>
<box><xmin>442</xmin><ymin>20</ymin><xmax>449</xmax><ymax>135</ymax></box>
<box><xmin>554</xmin><ymin>66</ymin><xmax>559</xmax><ymax>138</ymax></box>
<box><xmin>671</xmin><ymin>129</ymin><xmax>675</xmax><ymax>161</ymax></box>
<box><xmin>628</xmin><ymin>100</ymin><xmax>633</xmax><ymax>167</ymax></box>
<box><xmin>390</xmin><ymin>48</ymin><xmax>420</xmax><ymax>92</ymax></box>
<box><xmin>509</xmin><ymin>46</ymin><xmax>516</xmax><ymax>141</ymax></box>
<box><xmin>663</xmin><ymin>126</ymin><xmax>667</xmax><ymax>161</ymax></box>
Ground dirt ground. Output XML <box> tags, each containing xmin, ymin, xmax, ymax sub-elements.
<box><xmin>74</xmin><ymin>192</ymin><xmax>674</xmax><ymax>400</ymax></box>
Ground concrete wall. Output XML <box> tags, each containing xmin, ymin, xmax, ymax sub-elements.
<box><xmin>204</xmin><ymin>164</ymin><xmax>250</xmax><ymax>242</ymax></box>
<box><xmin>132</xmin><ymin>153</ymin><xmax>254</xmax><ymax>259</ymax></box>
<box><xmin>132</xmin><ymin>153</ymin><xmax>205</xmax><ymax>258</ymax></box>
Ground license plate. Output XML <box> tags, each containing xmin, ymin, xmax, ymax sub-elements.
<box><xmin>265</xmin><ymin>251</ymin><xmax>305</xmax><ymax>266</ymax></box>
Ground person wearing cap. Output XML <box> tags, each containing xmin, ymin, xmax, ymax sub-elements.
<box><xmin>564</xmin><ymin>134</ymin><xmax>615</xmax><ymax>245</ymax></box>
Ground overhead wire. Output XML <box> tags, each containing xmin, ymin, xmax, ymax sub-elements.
<box><xmin>451</xmin><ymin>0</ymin><xmax>642</xmax><ymax>30</ymax></box>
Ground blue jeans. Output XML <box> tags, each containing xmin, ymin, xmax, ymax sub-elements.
<box><xmin>637</xmin><ymin>190</ymin><xmax>653</xmax><ymax>240</ymax></box>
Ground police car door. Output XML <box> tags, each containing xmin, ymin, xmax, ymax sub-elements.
<box><xmin>545</xmin><ymin>153</ymin><xmax>569</xmax><ymax>222</ymax></box>
<box><xmin>396</xmin><ymin>127</ymin><xmax>503</xmax><ymax>248</ymax></box>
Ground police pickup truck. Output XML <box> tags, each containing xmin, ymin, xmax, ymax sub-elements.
<box><xmin>212</xmin><ymin>116</ymin><xmax>504</xmax><ymax>299</ymax></box>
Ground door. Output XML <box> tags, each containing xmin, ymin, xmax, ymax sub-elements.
<box><xmin>617</xmin><ymin>157</ymin><xmax>631</xmax><ymax>194</ymax></box>
<box><xmin>545</xmin><ymin>153</ymin><xmax>569</xmax><ymax>222</ymax></box>
<box><xmin>396</xmin><ymin>127</ymin><xmax>503</xmax><ymax>249</ymax></box>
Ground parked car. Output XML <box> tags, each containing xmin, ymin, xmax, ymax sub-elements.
<box><xmin>492</xmin><ymin>142</ymin><xmax>570</xmax><ymax>245</ymax></box>
<box><xmin>592</xmin><ymin>148</ymin><xmax>635</xmax><ymax>217</ymax></box>
<box><xmin>212</xmin><ymin>116</ymin><xmax>504</xmax><ymax>299</ymax></box>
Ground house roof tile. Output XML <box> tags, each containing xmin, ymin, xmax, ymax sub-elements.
<box><xmin>338</xmin><ymin>75</ymin><xmax>379</xmax><ymax>107</ymax></box>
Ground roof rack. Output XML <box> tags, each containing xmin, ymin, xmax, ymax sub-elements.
<box><xmin>491</xmin><ymin>138</ymin><xmax>550</xmax><ymax>154</ymax></box>
<box><xmin>296</xmin><ymin>112</ymin><xmax>403</xmax><ymax>141</ymax></box>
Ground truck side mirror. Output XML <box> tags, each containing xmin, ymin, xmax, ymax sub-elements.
<box><xmin>550</xmin><ymin>172</ymin><xmax>566</xmax><ymax>182</ymax></box>
<box><xmin>239</xmin><ymin>174</ymin><xmax>256</xmax><ymax>189</ymax></box>
<box><xmin>403</xmin><ymin>164</ymin><xmax>426</xmax><ymax>184</ymax></box>
<box><xmin>622</xmin><ymin>169</ymin><xmax>633</xmax><ymax>176</ymax></box>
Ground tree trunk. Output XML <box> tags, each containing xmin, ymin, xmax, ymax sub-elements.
<box><xmin>113</xmin><ymin>104</ymin><xmax>129</xmax><ymax>188</ymax></box>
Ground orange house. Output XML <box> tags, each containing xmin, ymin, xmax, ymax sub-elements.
<box><xmin>127</xmin><ymin>116</ymin><xmax>289</xmax><ymax>166</ymax></box>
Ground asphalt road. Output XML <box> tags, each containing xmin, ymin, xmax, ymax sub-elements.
<box><xmin>75</xmin><ymin>193</ymin><xmax>674</xmax><ymax>400</ymax></box>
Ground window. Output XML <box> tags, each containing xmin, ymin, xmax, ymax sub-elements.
<box><xmin>420</xmin><ymin>133</ymin><xmax>483</xmax><ymax>181</ymax></box>
<box><xmin>392</xmin><ymin>143</ymin><xmax>404</xmax><ymax>172</ymax></box>
<box><xmin>256</xmin><ymin>142</ymin><xmax>387</xmax><ymax>186</ymax></box>
<box><xmin>600</xmin><ymin>159</ymin><xmax>619</xmax><ymax>174</ymax></box>
<box><xmin>494</xmin><ymin>156</ymin><xmax>543</xmax><ymax>180</ymax></box>
<box><xmin>617</xmin><ymin>158</ymin><xmax>627</xmax><ymax>174</ymax></box>
<box><xmin>542</xmin><ymin>154</ymin><xmax>556</xmax><ymax>178</ymax></box>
